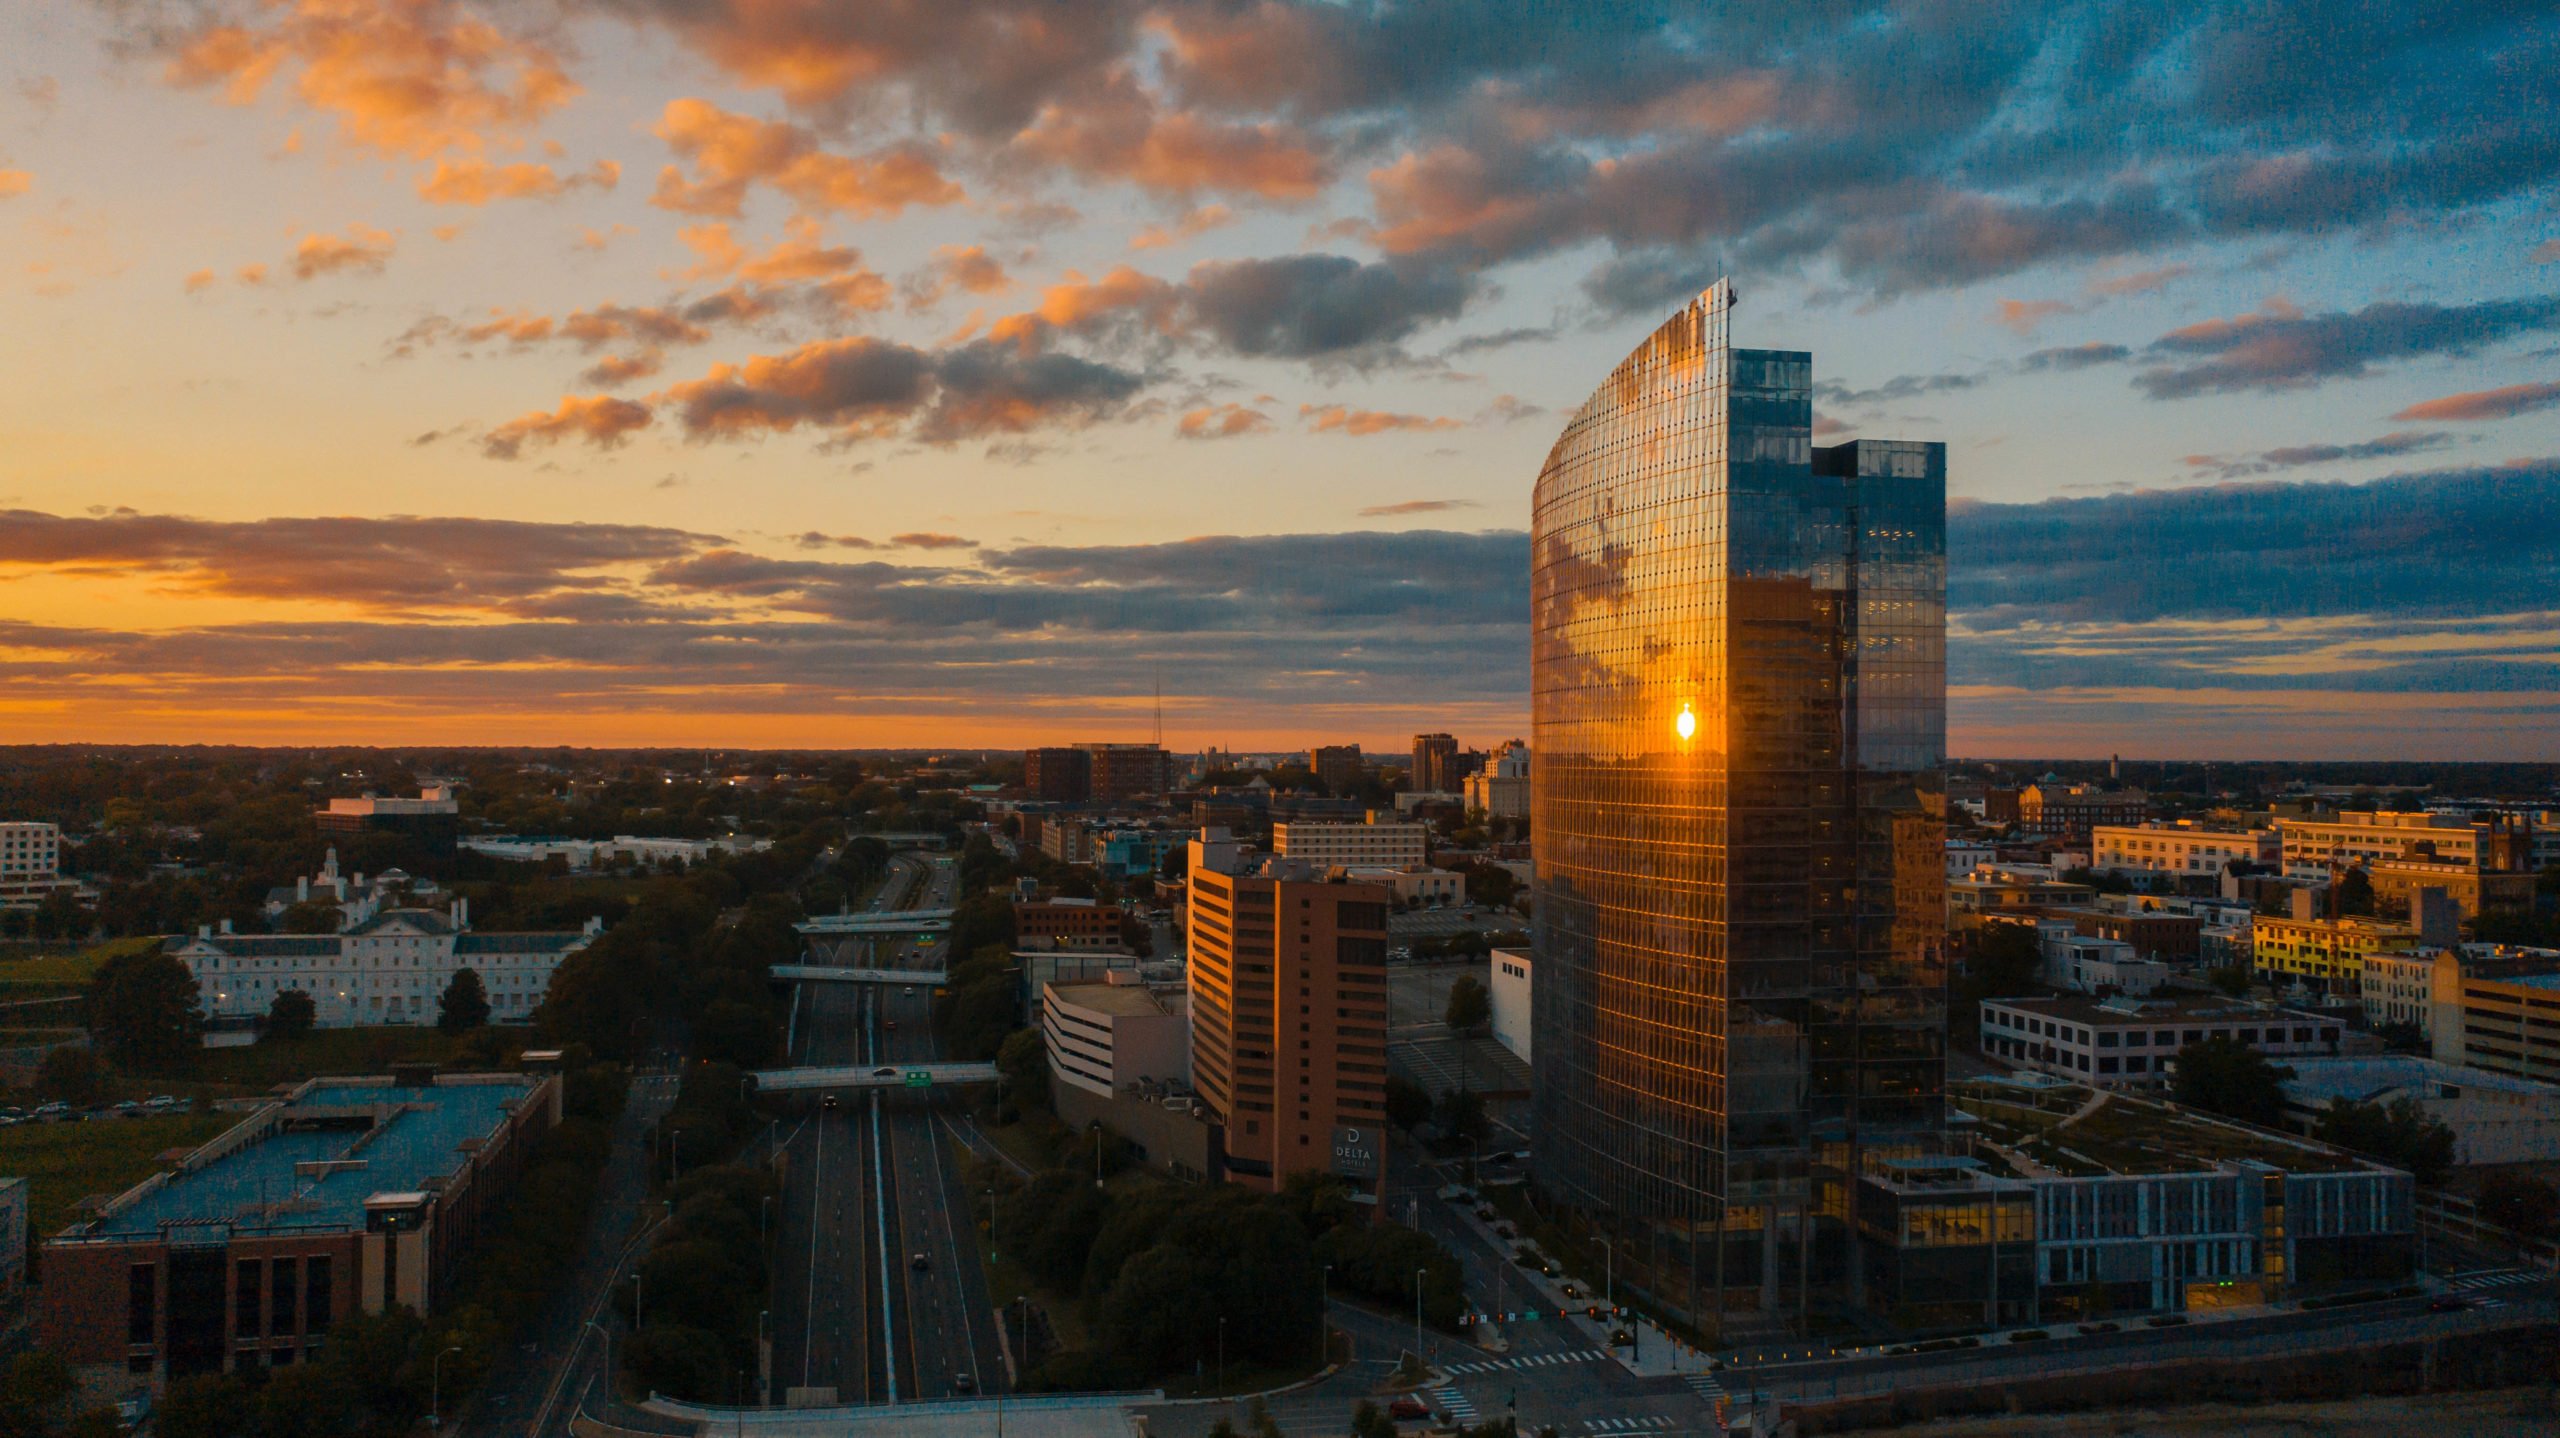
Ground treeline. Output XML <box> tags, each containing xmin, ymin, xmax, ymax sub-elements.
<box><xmin>619</xmin><ymin>1159</ymin><xmax>779</xmax><ymax>1403</ymax></box>
<box><xmin>995</xmin><ymin>1168</ymin><xmax>1464</xmax><ymax>1390</ymax></box>
<box><xmin>144</xmin><ymin>1058</ymin><xmax>630</xmax><ymax>1438</ymax></box>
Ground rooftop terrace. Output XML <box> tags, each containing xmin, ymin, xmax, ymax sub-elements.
<box><xmin>1952</xmin><ymin>1079</ymin><xmax>2372</xmax><ymax>1179</ymax></box>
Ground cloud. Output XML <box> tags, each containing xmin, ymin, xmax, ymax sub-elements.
<box><xmin>891</xmin><ymin>532</ymin><xmax>975</xmax><ymax>550</ymax></box>
<box><xmin>1301</xmin><ymin>404</ymin><xmax>1462</xmax><ymax>436</ymax></box>
<box><xmin>1477</xmin><ymin>394</ymin><xmax>1544</xmax><ymax>425</ymax></box>
<box><xmin>0</xmin><ymin>169</ymin><xmax>29</xmax><ymax>198</ymax></box>
<box><xmin>2181</xmin><ymin>430</ymin><xmax>2455</xmax><ymax>480</ymax></box>
<box><xmin>902</xmin><ymin>243</ymin><xmax>1014</xmax><ymax>312</ymax></box>
<box><xmin>1993</xmin><ymin>298</ymin><xmax>2076</xmax><ymax>336</ymax></box>
<box><xmin>481</xmin><ymin>395</ymin><xmax>655</xmax><ymax>459</ymax></box>
<box><xmin>992</xmin><ymin>253</ymin><xmax>1476</xmax><ymax>367</ymax></box>
<box><xmin>2136</xmin><ymin>295</ymin><xmax>2560</xmax><ymax>399</ymax></box>
<box><xmin>2088</xmin><ymin>264</ymin><xmax>2193</xmax><ymax>297</ymax></box>
<box><xmin>1131</xmin><ymin>204</ymin><xmax>1236</xmax><ymax>250</ymax></box>
<box><xmin>1358</xmin><ymin>499</ymin><xmax>1480</xmax><ymax>517</ymax></box>
<box><xmin>182</xmin><ymin>268</ymin><xmax>217</xmax><ymax>293</ymax></box>
<box><xmin>654</xmin><ymin>335</ymin><xmax>1144</xmax><ymax>448</ymax></box>
<box><xmin>650</xmin><ymin>97</ymin><xmax>963</xmax><ymax>219</ymax></box>
<box><xmin>1008</xmin><ymin>69</ymin><xmax>1331</xmax><ymax>200</ymax></box>
<box><xmin>2393</xmin><ymin>380</ymin><xmax>2560</xmax><ymax>422</ymax></box>
<box><xmin>161</xmin><ymin>0</ymin><xmax>576</xmax><ymax>159</ymax></box>
<box><xmin>291</xmin><ymin>224</ymin><xmax>397</xmax><ymax>279</ymax></box>
<box><xmin>416</xmin><ymin>157</ymin><xmax>618</xmax><ymax>205</ymax></box>
<box><xmin>1816</xmin><ymin>371</ymin><xmax>1983</xmax><ymax>408</ymax></box>
<box><xmin>1175</xmin><ymin>403</ymin><xmax>1272</xmax><ymax>440</ymax></box>
<box><xmin>676</xmin><ymin>219</ymin><xmax>891</xmax><ymax>315</ymax></box>
<box><xmin>2020</xmin><ymin>342</ymin><xmax>2132</xmax><ymax>372</ymax></box>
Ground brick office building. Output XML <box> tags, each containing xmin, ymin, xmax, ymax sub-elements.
<box><xmin>41</xmin><ymin>1072</ymin><xmax>560</xmax><ymax>1397</ymax></box>
<box><xmin>1185</xmin><ymin>830</ymin><xmax>1391</xmax><ymax>1197</ymax></box>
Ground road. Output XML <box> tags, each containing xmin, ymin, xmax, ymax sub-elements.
<box><xmin>768</xmin><ymin>851</ymin><xmax>1006</xmax><ymax>1409</ymax></box>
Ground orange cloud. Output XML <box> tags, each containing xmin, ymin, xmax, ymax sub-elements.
<box><xmin>1993</xmin><ymin>297</ymin><xmax>2076</xmax><ymax>335</ymax></box>
<box><xmin>483</xmin><ymin>394</ymin><xmax>654</xmax><ymax>459</ymax></box>
<box><xmin>903</xmin><ymin>244</ymin><xmax>1015</xmax><ymax>312</ymax></box>
<box><xmin>987</xmin><ymin>265</ymin><xmax>1179</xmax><ymax>350</ymax></box>
<box><xmin>650</xmin><ymin>98</ymin><xmax>963</xmax><ymax>219</ymax></box>
<box><xmin>163</xmin><ymin>0</ymin><xmax>576</xmax><ymax>159</ymax></box>
<box><xmin>1175</xmin><ymin>403</ymin><xmax>1271</xmax><ymax>440</ymax></box>
<box><xmin>416</xmin><ymin>157</ymin><xmax>618</xmax><ymax>205</ymax></box>
<box><xmin>2392</xmin><ymin>380</ymin><xmax>2560</xmax><ymax>422</ymax></box>
<box><xmin>291</xmin><ymin>224</ymin><xmax>397</xmax><ymax>279</ymax></box>
<box><xmin>183</xmin><ymin>268</ymin><xmax>218</xmax><ymax>293</ymax></box>
<box><xmin>237</xmin><ymin>262</ymin><xmax>270</xmax><ymax>285</ymax></box>
<box><xmin>1012</xmin><ymin>74</ymin><xmax>1330</xmax><ymax>200</ymax></box>
<box><xmin>1365</xmin><ymin>144</ymin><xmax>1549</xmax><ymax>256</ymax></box>
<box><xmin>1300</xmin><ymin>404</ymin><xmax>1462</xmax><ymax>436</ymax></box>
<box><xmin>677</xmin><ymin>218</ymin><xmax>891</xmax><ymax>314</ymax></box>
<box><xmin>1132</xmin><ymin>204</ymin><xmax>1235</xmax><ymax>250</ymax></box>
<box><xmin>0</xmin><ymin>169</ymin><xmax>29</xmax><ymax>198</ymax></box>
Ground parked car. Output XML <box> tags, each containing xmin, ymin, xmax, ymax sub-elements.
<box><xmin>1387</xmin><ymin>1395</ymin><xmax>1430</xmax><ymax>1421</ymax></box>
<box><xmin>2426</xmin><ymin>1295</ymin><xmax>2471</xmax><ymax>1313</ymax></box>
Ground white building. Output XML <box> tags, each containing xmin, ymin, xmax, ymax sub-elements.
<box><xmin>1271</xmin><ymin>815</ymin><xmax>1428</xmax><ymax>868</ymax></box>
<box><xmin>258</xmin><ymin>848</ymin><xmax>432</xmax><ymax>930</ymax></box>
<box><xmin>0</xmin><ymin>821</ymin><xmax>69</xmax><ymax>909</ymax></box>
<box><xmin>2037</xmin><ymin>924</ymin><xmax>2170</xmax><ymax>996</ymax></box>
<box><xmin>1945</xmin><ymin>839</ymin><xmax>1997</xmax><ymax>878</ymax></box>
<box><xmin>1345</xmin><ymin>865</ymin><xmax>1465</xmax><ymax>906</ymax></box>
<box><xmin>2279</xmin><ymin>1055</ymin><xmax>2560</xmax><ymax>1167</ymax></box>
<box><xmin>1463</xmin><ymin>741</ymin><xmax>1530</xmax><ymax>819</ymax></box>
<box><xmin>2091</xmin><ymin>822</ymin><xmax>2278</xmax><ymax>879</ymax></box>
<box><xmin>1041</xmin><ymin>977</ymin><xmax>1190</xmax><ymax>1098</ymax></box>
<box><xmin>171</xmin><ymin>901</ymin><xmax>602</xmax><ymax>1029</ymax></box>
<box><xmin>459</xmin><ymin>833</ymin><xmax>771</xmax><ymax>871</ymax></box>
<box><xmin>1489</xmin><ymin>947</ymin><xmax>1532</xmax><ymax>1063</ymax></box>
<box><xmin>1980</xmin><ymin>994</ymin><xmax>2343</xmax><ymax>1090</ymax></box>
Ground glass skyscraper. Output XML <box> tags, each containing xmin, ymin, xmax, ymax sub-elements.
<box><xmin>1528</xmin><ymin>279</ymin><xmax>1947</xmax><ymax>1327</ymax></box>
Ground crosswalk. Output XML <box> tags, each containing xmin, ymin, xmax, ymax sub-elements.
<box><xmin>1433</xmin><ymin>1387</ymin><xmax>1479</xmax><ymax>1424</ymax></box>
<box><xmin>1684</xmin><ymin>1370</ymin><xmax>1729</xmax><ymax>1405</ymax></box>
<box><xmin>1442</xmin><ymin>1347</ymin><xmax>1610</xmax><ymax>1376</ymax></box>
<box><xmin>1582</xmin><ymin>1417</ymin><xmax>1675</xmax><ymax>1434</ymax></box>
<box><xmin>2446</xmin><ymin>1268</ymin><xmax>2542</xmax><ymax>1291</ymax></box>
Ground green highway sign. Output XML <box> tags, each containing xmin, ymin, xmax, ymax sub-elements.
<box><xmin>904</xmin><ymin>1070</ymin><xmax>933</xmax><ymax>1088</ymax></box>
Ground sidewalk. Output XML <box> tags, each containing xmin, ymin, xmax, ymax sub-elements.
<box><xmin>1428</xmin><ymin>1180</ymin><xmax>1714</xmax><ymax>1378</ymax></box>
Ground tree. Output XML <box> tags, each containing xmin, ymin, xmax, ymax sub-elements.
<box><xmin>1968</xmin><ymin>923</ymin><xmax>2042</xmax><ymax>994</ymax></box>
<box><xmin>264</xmin><ymin>987</ymin><xmax>316</xmax><ymax>1043</ymax></box>
<box><xmin>0</xmin><ymin>1351</ymin><xmax>75</xmax><ymax>1438</ymax></box>
<box><xmin>437</xmin><ymin>967</ymin><xmax>491</xmax><ymax>1033</ymax></box>
<box><xmin>2205</xmin><ymin>964</ymin><xmax>2252</xmax><ymax>998</ymax></box>
<box><xmin>996</xmin><ymin>1026</ymin><xmax>1051</xmax><ymax>1115</ymax></box>
<box><xmin>88</xmin><ymin>948</ymin><xmax>203</xmax><ymax>1072</ymax></box>
<box><xmin>1436</xmin><ymin>1087</ymin><xmax>1488</xmax><ymax>1148</ymax></box>
<box><xmin>1445</xmin><ymin>975</ymin><xmax>1491</xmax><ymax>1034</ymax></box>
<box><xmin>2170</xmin><ymin>1036</ymin><xmax>2289</xmax><ymax>1127</ymax></box>
<box><xmin>36</xmin><ymin>1045</ymin><xmax>107</xmax><ymax>1105</ymax></box>
<box><xmin>2476</xmin><ymin>1171</ymin><xmax>2560</xmax><ymax>1239</ymax></box>
<box><xmin>2312</xmin><ymin>1097</ymin><xmax>2457</xmax><ymax>1185</ymax></box>
<box><xmin>1384</xmin><ymin>1074</ymin><xmax>1432</xmax><ymax>1130</ymax></box>
<box><xmin>1351</xmin><ymin>1401</ymin><xmax>1398</xmax><ymax>1438</ymax></box>
<box><xmin>279</xmin><ymin>901</ymin><xmax>343</xmax><ymax>934</ymax></box>
<box><xmin>2334</xmin><ymin>867</ymin><xmax>2377</xmax><ymax>917</ymax></box>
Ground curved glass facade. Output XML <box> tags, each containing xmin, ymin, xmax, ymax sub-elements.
<box><xmin>1528</xmin><ymin>280</ymin><xmax>1947</xmax><ymax>1321</ymax></box>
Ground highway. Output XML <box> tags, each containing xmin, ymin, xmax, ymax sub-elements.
<box><xmin>768</xmin><ymin>850</ymin><xmax>1006</xmax><ymax>1409</ymax></box>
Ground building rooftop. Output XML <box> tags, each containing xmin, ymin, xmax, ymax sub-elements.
<box><xmin>2279</xmin><ymin>1055</ymin><xmax>2557</xmax><ymax>1108</ymax></box>
<box><xmin>2505</xmin><ymin>971</ymin><xmax>2560</xmax><ymax>991</ymax></box>
<box><xmin>1047</xmin><ymin>980</ymin><xmax>1172</xmax><ymax>1018</ymax></box>
<box><xmin>1983</xmin><ymin>993</ymin><xmax>2325</xmax><ymax>1028</ymax></box>
<box><xmin>59</xmin><ymin>1076</ymin><xmax>538</xmax><ymax>1244</ymax></box>
<box><xmin>1952</xmin><ymin>1080</ymin><xmax>2379</xmax><ymax>1179</ymax></box>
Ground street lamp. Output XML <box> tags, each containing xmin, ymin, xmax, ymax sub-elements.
<box><xmin>1318</xmin><ymin>1264</ymin><xmax>1333</xmax><ymax>1366</ymax></box>
<box><xmin>1414</xmin><ymin>1268</ymin><xmax>1427</xmax><ymax>1361</ymax></box>
<box><xmin>585</xmin><ymin>1317</ymin><xmax>613</xmax><ymax>1401</ymax></box>
<box><xmin>757</xmin><ymin>1309</ymin><xmax>769</xmax><ymax>1409</ymax></box>
<box><xmin>1216</xmin><ymin>1314</ymin><xmax>1227</xmax><ymax>1396</ymax></box>
<box><xmin>430</xmin><ymin>1344</ymin><xmax>461</xmax><ymax>1429</ymax></box>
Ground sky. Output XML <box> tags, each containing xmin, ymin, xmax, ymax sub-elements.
<box><xmin>0</xmin><ymin>1</ymin><xmax>2555</xmax><ymax>757</ymax></box>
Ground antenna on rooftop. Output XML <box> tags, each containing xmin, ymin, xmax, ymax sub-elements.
<box><xmin>1153</xmin><ymin>664</ymin><xmax>1163</xmax><ymax>750</ymax></box>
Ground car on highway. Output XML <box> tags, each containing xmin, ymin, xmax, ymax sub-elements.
<box><xmin>912</xmin><ymin>1252</ymin><xmax>931</xmax><ymax>1271</ymax></box>
<box><xmin>885</xmin><ymin>1018</ymin><xmax>898</xmax><ymax>1030</ymax></box>
<box><xmin>821</xmin><ymin>1094</ymin><xmax>840</xmax><ymax>1111</ymax></box>
<box><xmin>872</xmin><ymin>1066</ymin><xmax>899</xmax><ymax>1078</ymax></box>
<box><xmin>2425</xmin><ymin>1294</ymin><xmax>2471</xmax><ymax>1312</ymax></box>
<box><xmin>952</xmin><ymin>1372</ymin><xmax>975</xmax><ymax>1393</ymax></box>
<box><xmin>903</xmin><ymin>985</ymin><xmax>916</xmax><ymax>996</ymax></box>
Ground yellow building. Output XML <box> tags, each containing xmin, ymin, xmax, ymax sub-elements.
<box><xmin>2253</xmin><ymin>913</ymin><xmax>2417</xmax><ymax>994</ymax></box>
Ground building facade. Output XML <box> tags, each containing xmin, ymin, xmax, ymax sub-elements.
<box><xmin>1464</xmin><ymin>741</ymin><xmax>1531</xmax><ymax>819</ymax></box>
<box><xmin>1015</xmin><ymin>896</ymin><xmax>1126</xmax><ymax>950</ymax></box>
<box><xmin>1489</xmin><ymin>947</ymin><xmax>1533</xmax><ymax>1063</ymax></box>
<box><xmin>1041</xmin><ymin>977</ymin><xmax>1190</xmax><ymax>1098</ymax></box>
<box><xmin>0</xmin><ymin>821</ymin><xmax>67</xmax><ymax>909</ymax></box>
<box><xmin>1077</xmin><ymin>743</ymin><xmax>1173</xmax><ymax>802</ymax></box>
<box><xmin>1411</xmin><ymin>734</ymin><xmax>1460</xmax><ymax>794</ymax></box>
<box><xmin>2253</xmin><ymin>913</ymin><xmax>2418</xmax><ymax>996</ymax></box>
<box><xmin>1185</xmin><ymin>832</ymin><xmax>1392</xmax><ymax>1196</ymax></box>
<box><xmin>1270</xmin><ymin>817</ymin><xmax>1429</xmax><ymax>869</ymax></box>
<box><xmin>170</xmin><ymin>904</ymin><xmax>600</xmax><ymax>1029</ymax></box>
<box><xmin>2018</xmin><ymin>785</ymin><xmax>2149</xmax><ymax>844</ymax></box>
<box><xmin>314</xmin><ymin>787</ymin><xmax>460</xmax><ymax>854</ymax></box>
<box><xmin>41</xmin><ymin>1073</ymin><xmax>559</xmax><ymax>1395</ymax></box>
<box><xmin>1306</xmin><ymin>745</ymin><xmax>1365</xmax><ymax>796</ymax></box>
<box><xmin>1528</xmin><ymin>279</ymin><xmax>1948</xmax><ymax>1324</ymax></box>
<box><xmin>1023</xmin><ymin>747</ymin><xmax>1094</xmax><ymax>803</ymax></box>
<box><xmin>2090</xmin><ymin>823</ymin><xmax>2279</xmax><ymax>880</ymax></box>
<box><xmin>1979</xmin><ymin>995</ymin><xmax>2343</xmax><ymax>1089</ymax></box>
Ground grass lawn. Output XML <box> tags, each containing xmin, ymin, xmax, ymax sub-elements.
<box><xmin>192</xmin><ymin>1026</ymin><xmax>508</xmax><ymax>1089</ymax></box>
<box><xmin>0</xmin><ymin>1111</ymin><xmax>235</xmax><ymax>1241</ymax></box>
<box><xmin>0</xmin><ymin>937</ymin><xmax>162</xmax><ymax>990</ymax></box>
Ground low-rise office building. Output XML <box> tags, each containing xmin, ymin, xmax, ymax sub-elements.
<box><xmin>314</xmin><ymin>786</ymin><xmax>460</xmax><ymax>854</ymax></box>
<box><xmin>2037</xmin><ymin>927</ymin><xmax>2170</xmax><ymax>996</ymax></box>
<box><xmin>1949</xmin><ymin>870</ymin><xmax>2096</xmax><ymax>915</ymax></box>
<box><xmin>2368</xmin><ymin>853</ymin><xmax>2535</xmax><ymax>921</ymax></box>
<box><xmin>2018</xmin><ymin>785</ymin><xmax>2149</xmax><ymax>843</ymax></box>
<box><xmin>1344</xmin><ymin>865</ymin><xmax>1465</xmax><ymax>907</ymax></box>
<box><xmin>2254</xmin><ymin>910</ymin><xmax>2418</xmax><ymax>996</ymax></box>
<box><xmin>0</xmin><ymin>820</ymin><xmax>72</xmax><ymax>909</ymax></box>
<box><xmin>1042</xmin><ymin>977</ymin><xmax>1190</xmax><ymax>1099</ymax></box>
<box><xmin>1861</xmin><ymin>1080</ymin><xmax>2413</xmax><ymax>1328</ymax></box>
<box><xmin>1271</xmin><ymin>815</ymin><xmax>1429</xmax><ymax>869</ymax></box>
<box><xmin>41</xmin><ymin>1071</ymin><xmax>560</xmax><ymax>1394</ymax></box>
<box><xmin>1014</xmin><ymin>896</ymin><xmax>1126</xmax><ymax>951</ymax></box>
<box><xmin>2278</xmin><ymin>1055</ymin><xmax>2560</xmax><ymax>1166</ymax></box>
<box><xmin>1489</xmin><ymin>947</ymin><xmax>1532</xmax><ymax>1064</ymax></box>
<box><xmin>1980</xmin><ymin>994</ymin><xmax>2342</xmax><ymax>1089</ymax></box>
<box><xmin>2426</xmin><ymin>959</ymin><xmax>2560</xmax><ymax>1084</ymax></box>
<box><xmin>2091</xmin><ymin>822</ymin><xmax>2279</xmax><ymax>881</ymax></box>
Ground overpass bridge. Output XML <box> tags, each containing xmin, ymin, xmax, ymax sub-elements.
<box><xmin>768</xmin><ymin>965</ymin><xmax>950</xmax><ymax>986</ymax></box>
<box><xmin>795</xmin><ymin>910</ymin><xmax>953</xmax><ymax>935</ymax></box>
<box><xmin>750</xmin><ymin>1063</ymin><xmax>998</xmax><ymax>1093</ymax></box>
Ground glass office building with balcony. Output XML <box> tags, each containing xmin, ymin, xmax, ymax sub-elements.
<box><xmin>1528</xmin><ymin>279</ymin><xmax>1948</xmax><ymax>1327</ymax></box>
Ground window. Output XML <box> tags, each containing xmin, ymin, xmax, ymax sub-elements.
<box><xmin>235</xmin><ymin>1260</ymin><xmax>261</xmax><ymax>1337</ymax></box>
<box><xmin>128</xmin><ymin>1263</ymin><xmax>157</xmax><ymax>1345</ymax></box>
<box><xmin>304</xmin><ymin>1257</ymin><xmax>332</xmax><ymax>1332</ymax></box>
